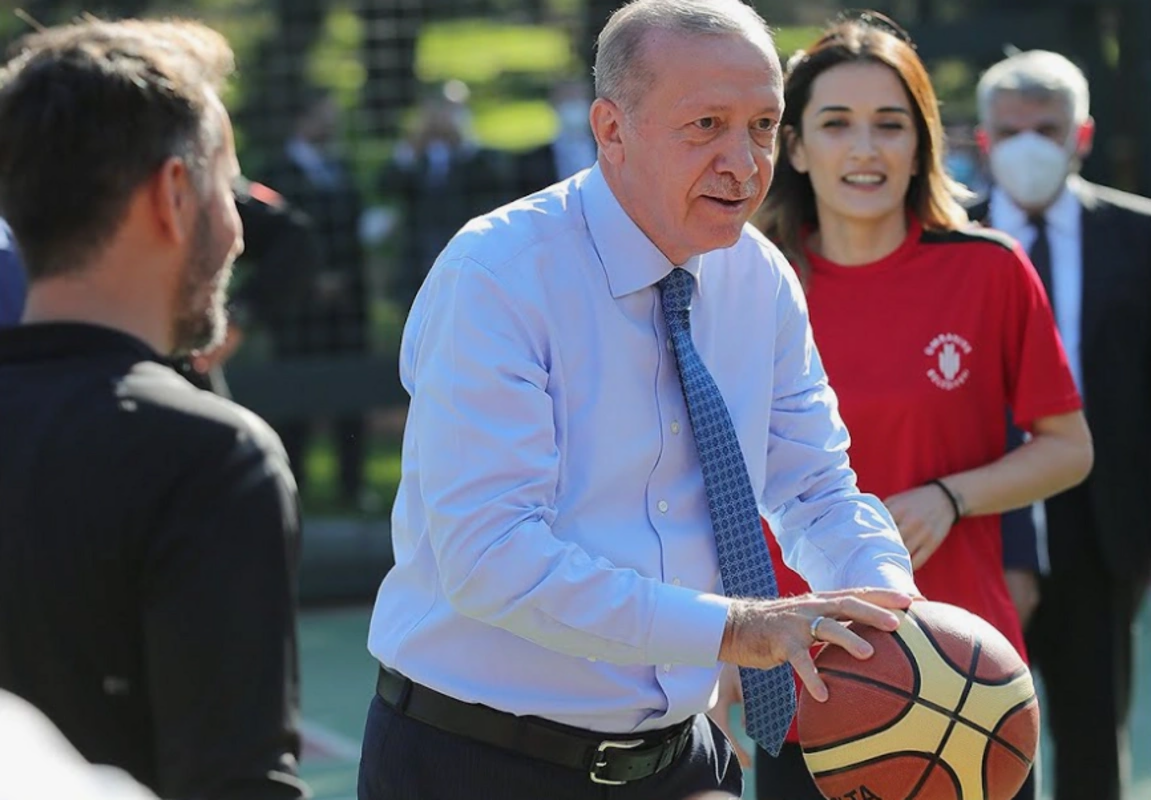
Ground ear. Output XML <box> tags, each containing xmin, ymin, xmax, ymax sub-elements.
<box><xmin>974</xmin><ymin>127</ymin><xmax>991</xmax><ymax>156</ymax></box>
<box><xmin>591</xmin><ymin>97</ymin><xmax>626</xmax><ymax>165</ymax></box>
<box><xmin>784</xmin><ymin>126</ymin><xmax>809</xmax><ymax>174</ymax></box>
<box><xmin>150</xmin><ymin>157</ymin><xmax>197</xmax><ymax>246</ymax></box>
<box><xmin>1074</xmin><ymin>116</ymin><xmax>1095</xmax><ymax>159</ymax></box>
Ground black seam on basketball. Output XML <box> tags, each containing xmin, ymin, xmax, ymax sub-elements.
<box><xmin>808</xmin><ymin>667</ymin><xmax>1033</xmax><ymax>763</ymax></box>
<box><xmin>809</xmin><ymin>749</ymin><xmax>935</xmax><ymax>778</ymax></box>
<box><xmin>801</xmin><ymin>625</ymin><xmax>922</xmax><ymax>753</ymax></box>
<box><xmin>799</xmin><ymin>678</ymin><xmax>919</xmax><ymax>752</ymax></box>
<box><xmin>988</xmin><ymin>697</ymin><xmax>1038</xmax><ymax>767</ymax></box>
<box><xmin>980</xmin><ymin>696</ymin><xmax>1036</xmax><ymax>799</ymax></box>
<box><xmin>909</xmin><ymin>756</ymin><xmax>964</xmax><ymax>800</ymax></box>
<box><xmin>907</xmin><ymin>638</ymin><xmax>981</xmax><ymax>800</ymax></box>
<box><xmin>906</xmin><ymin>607</ymin><xmax>1029</xmax><ymax>686</ymax></box>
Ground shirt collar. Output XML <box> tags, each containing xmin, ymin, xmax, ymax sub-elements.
<box><xmin>578</xmin><ymin>164</ymin><xmax>702</xmax><ymax>299</ymax></box>
<box><xmin>990</xmin><ymin>178</ymin><xmax>1081</xmax><ymax>234</ymax></box>
<box><xmin>0</xmin><ymin>322</ymin><xmax>162</xmax><ymax>366</ymax></box>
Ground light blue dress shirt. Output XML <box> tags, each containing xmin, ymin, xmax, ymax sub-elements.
<box><xmin>368</xmin><ymin>165</ymin><xmax>916</xmax><ymax>734</ymax></box>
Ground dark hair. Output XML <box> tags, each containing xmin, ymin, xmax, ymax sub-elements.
<box><xmin>0</xmin><ymin>18</ymin><xmax>234</xmax><ymax>280</ymax></box>
<box><xmin>756</xmin><ymin>13</ymin><xmax>968</xmax><ymax>281</ymax></box>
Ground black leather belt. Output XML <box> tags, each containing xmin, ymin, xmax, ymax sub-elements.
<box><xmin>375</xmin><ymin>667</ymin><xmax>695</xmax><ymax>785</ymax></box>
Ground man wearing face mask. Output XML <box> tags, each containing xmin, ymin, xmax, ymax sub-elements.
<box><xmin>514</xmin><ymin>78</ymin><xmax>598</xmax><ymax>196</ymax></box>
<box><xmin>969</xmin><ymin>49</ymin><xmax>1151</xmax><ymax>800</ymax></box>
<box><xmin>380</xmin><ymin>82</ymin><xmax>513</xmax><ymax>310</ymax></box>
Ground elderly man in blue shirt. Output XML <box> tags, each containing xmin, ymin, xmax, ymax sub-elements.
<box><xmin>0</xmin><ymin>219</ymin><xmax>24</xmax><ymax>326</ymax></box>
<box><xmin>358</xmin><ymin>1</ymin><xmax>920</xmax><ymax>798</ymax></box>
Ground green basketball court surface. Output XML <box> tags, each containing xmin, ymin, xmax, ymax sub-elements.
<box><xmin>297</xmin><ymin>599</ymin><xmax>1151</xmax><ymax>799</ymax></box>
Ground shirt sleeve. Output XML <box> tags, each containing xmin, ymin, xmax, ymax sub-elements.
<box><xmin>142</xmin><ymin>430</ymin><xmax>306</xmax><ymax>800</ymax></box>
<box><xmin>1002</xmin><ymin>242</ymin><xmax>1083</xmax><ymax>428</ymax></box>
<box><xmin>758</xmin><ymin>260</ymin><xmax>918</xmax><ymax>595</ymax></box>
<box><xmin>405</xmin><ymin>257</ymin><xmax>730</xmax><ymax>669</ymax></box>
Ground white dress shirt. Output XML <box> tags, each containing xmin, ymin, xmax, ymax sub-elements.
<box><xmin>989</xmin><ymin>181</ymin><xmax>1084</xmax><ymax>391</ymax></box>
<box><xmin>368</xmin><ymin>165</ymin><xmax>916</xmax><ymax>734</ymax></box>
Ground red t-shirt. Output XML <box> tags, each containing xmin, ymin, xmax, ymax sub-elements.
<box><xmin>766</xmin><ymin>217</ymin><xmax>1082</xmax><ymax>741</ymax></box>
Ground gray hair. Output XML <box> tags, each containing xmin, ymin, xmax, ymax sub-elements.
<box><xmin>594</xmin><ymin>0</ymin><xmax>774</xmax><ymax>111</ymax></box>
<box><xmin>976</xmin><ymin>49</ymin><xmax>1090</xmax><ymax>127</ymax></box>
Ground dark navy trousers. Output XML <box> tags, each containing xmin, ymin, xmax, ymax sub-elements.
<box><xmin>357</xmin><ymin>695</ymin><xmax>743</xmax><ymax>800</ymax></box>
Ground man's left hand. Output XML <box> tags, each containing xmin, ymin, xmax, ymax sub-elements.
<box><xmin>884</xmin><ymin>485</ymin><xmax>955</xmax><ymax>569</ymax></box>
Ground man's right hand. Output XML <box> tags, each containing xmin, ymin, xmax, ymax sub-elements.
<box><xmin>717</xmin><ymin>589</ymin><xmax>913</xmax><ymax>702</ymax></box>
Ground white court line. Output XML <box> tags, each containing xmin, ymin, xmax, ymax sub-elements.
<box><xmin>300</xmin><ymin>719</ymin><xmax>362</xmax><ymax>763</ymax></box>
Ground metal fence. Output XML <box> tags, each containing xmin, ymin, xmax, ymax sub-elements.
<box><xmin>4</xmin><ymin>0</ymin><xmax>1149</xmax><ymax>518</ymax></box>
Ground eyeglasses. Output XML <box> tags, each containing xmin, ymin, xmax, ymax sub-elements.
<box><xmin>836</xmin><ymin>8</ymin><xmax>916</xmax><ymax>48</ymax></box>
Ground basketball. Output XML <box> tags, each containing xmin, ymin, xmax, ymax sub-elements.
<box><xmin>797</xmin><ymin>600</ymin><xmax>1039</xmax><ymax>800</ymax></box>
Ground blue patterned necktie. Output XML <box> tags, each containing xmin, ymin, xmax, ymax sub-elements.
<box><xmin>659</xmin><ymin>267</ymin><xmax>795</xmax><ymax>756</ymax></box>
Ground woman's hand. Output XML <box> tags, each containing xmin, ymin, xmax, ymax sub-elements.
<box><xmin>884</xmin><ymin>483</ymin><xmax>957</xmax><ymax>568</ymax></box>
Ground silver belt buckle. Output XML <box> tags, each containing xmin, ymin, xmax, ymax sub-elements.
<box><xmin>589</xmin><ymin>738</ymin><xmax>645</xmax><ymax>785</ymax></box>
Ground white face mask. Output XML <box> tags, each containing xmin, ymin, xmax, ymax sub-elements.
<box><xmin>989</xmin><ymin>130</ymin><xmax>1073</xmax><ymax>210</ymax></box>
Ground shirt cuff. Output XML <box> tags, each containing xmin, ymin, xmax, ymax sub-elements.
<box><xmin>871</xmin><ymin>561</ymin><xmax>920</xmax><ymax>596</ymax></box>
<box><xmin>647</xmin><ymin>585</ymin><xmax>732</xmax><ymax>668</ymax></box>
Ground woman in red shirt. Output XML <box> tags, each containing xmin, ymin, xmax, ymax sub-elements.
<box><xmin>740</xmin><ymin>14</ymin><xmax>1093</xmax><ymax>800</ymax></box>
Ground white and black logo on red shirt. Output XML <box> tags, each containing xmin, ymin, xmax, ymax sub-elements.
<box><xmin>925</xmin><ymin>333</ymin><xmax>972</xmax><ymax>390</ymax></box>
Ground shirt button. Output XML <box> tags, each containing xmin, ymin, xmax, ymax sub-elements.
<box><xmin>666</xmin><ymin>339</ymin><xmax>674</xmax><ymax>352</ymax></box>
<box><xmin>663</xmin><ymin>664</ymin><xmax>672</xmax><ymax>673</ymax></box>
<box><xmin>670</xmin><ymin>421</ymin><xmax>681</xmax><ymax>435</ymax></box>
<box><xmin>672</xmin><ymin>577</ymin><xmax>682</xmax><ymax>586</ymax></box>
<box><xmin>658</xmin><ymin>500</ymin><xmax>669</xmax><ymax>513</ymax></box>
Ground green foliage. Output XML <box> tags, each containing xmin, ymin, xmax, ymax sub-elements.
<box><xmin>472</xmin><ymin>99</ymin><xmax>557</xmax><ymax>151</ymax></box>
<box><xmin>772</xmin><ymin>25</ymin><xmax>824</xmax><ymax>60</ymax></box>
<box><xmin>416</xmin><ymin>20</ymin><xmax>574</xmax><ymax>85</ymax></box>
<box><xmin>930</xmin><ymin>58</ymin><xmax>978</xmax><ymax>122</ymax></box>
<box><xmin>307</xmin><ymin>4</ymin><xmax>366</xmax><ymax>106</ymax></box>
<box><xmin>302</xmin><ymin>429</ymin><xmax>403</xmax><ymax>518</ymax></box>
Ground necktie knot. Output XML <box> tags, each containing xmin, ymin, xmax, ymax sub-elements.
<box><xmin>658</xmin><ymin>268</ymin><xmax>694</xmax><ymax>317</ymax></box>
<box><xmin>1029</xmin><ymin>213</ymin><xmax>1046</xmax><ymax>234</ymax></box>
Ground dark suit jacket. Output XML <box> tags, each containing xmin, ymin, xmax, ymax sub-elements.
<box><xmin>260</xmin><ymin>153</ymin><xmax>367</xmax><ymax>354</ymax></box>
<box><xmin>971</xmin><ymin>180</ymin><xmax>1151</xmax><ymax>582</ymax></box>
<box><xmin>379</xmin><ymin>145</ymin><xmax>513</xmax><ymax>308</ymax></box>
<box><xmin>514</xmin><ymin>143</ymin><xmax>561</xmax><ymax>197</ymax></box>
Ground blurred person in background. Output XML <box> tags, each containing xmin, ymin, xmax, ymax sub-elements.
<box><xmin>943</xmin><ymin>121</ymin><xmax>990</xmax><ymax>200</ymax></box>
<box><xmin>262</xmin><ymin>87</ymin><xmax>371</xmax><ymax>509</ymax></box>
<box><xmin>0</xmin><ymin>18</ymin><xmax>305</xmax><ymax>800</ymax></box>
<box><xmin>741</xmin><ymin>16</ymin><xmax>1092</xmax><ymax>800</ymax></box>
<box><xmin>379</xmin><ymin>80</ymin><xmax>513</xmax><ymax>310</ymax></box>
<box><xmin>970</xmin><ymin>48</ymin><xmax>1151</xmax><ymax>800</ymax></box>
<box><xmin>180</xmin><ymin>177</ymin><xmax>322</xmax><ymax>397</ymax></box>
<box><xmin>0</xmin><ymin>217</ymin><xmax>23</xmax><ymax>326</ymax></box>
<box><xmin>514</xmin><ymin>77</ymin><xmax>598</xmax><ymax>195</ymax></box>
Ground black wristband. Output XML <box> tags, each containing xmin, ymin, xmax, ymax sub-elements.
<box><xmin>929</xmin><ymin>479</ymin><xmax>962</xmax><ymax>526</ymax></box>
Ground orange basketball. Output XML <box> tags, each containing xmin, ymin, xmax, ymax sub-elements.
<box><xmin>797</xmin><ymin>600</ymin><xmax>1039</xmax><ymax>800</ymax></box>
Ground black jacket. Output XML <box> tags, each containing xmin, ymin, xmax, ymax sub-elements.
<box><xmin>970</xmin><ymin>180</ymin><xmax>1151</xmax><ymax>581</ymax></box>
<box><xmin>0</xmin><ymin>323</ymin><xmax>305</xmax><ymax>800</ymax></box>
